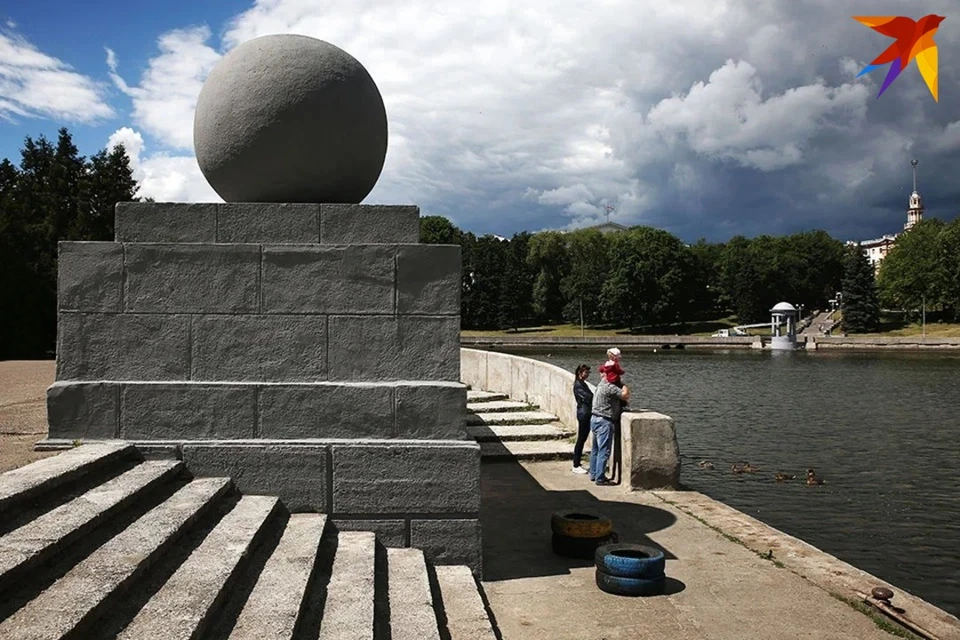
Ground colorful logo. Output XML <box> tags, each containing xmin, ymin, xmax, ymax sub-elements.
<box><xmin>852</xmin><ymin>15</ymin><xmax>944</xmax><ymax>102</ymax></box>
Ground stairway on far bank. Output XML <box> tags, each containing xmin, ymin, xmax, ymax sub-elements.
<box><xmin>466</xmin><ymin>389</ymin><xmax>581</xmax><ymax>461</ymax></box>
<box><xmin>0</xmin><ymin>443</ymin><xmax>497</xmax><ymax>640</ymax></box>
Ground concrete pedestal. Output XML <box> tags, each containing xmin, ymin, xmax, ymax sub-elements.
<box><xmin>46</xmin><ymin>202</ymin><xmax>481</xmax><ymax>573</ymax></box>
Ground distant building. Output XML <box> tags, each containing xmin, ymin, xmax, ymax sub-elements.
<box><xmin>846</xmin><ymin>159</ymin><xmax>924</xmax><ymax>272</ymax></box>
<box><xmin>587</xmin><ymin>221</ymin><xmax>629</xmax><ymax>234</ymax></box>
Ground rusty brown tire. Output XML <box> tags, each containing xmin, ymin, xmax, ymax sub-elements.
<box><xmin>550</xmin><ymin>511</ymin><xmax>613</xmax><ymax>539</ymax></box>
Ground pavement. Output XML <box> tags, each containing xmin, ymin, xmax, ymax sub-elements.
<box><xmin>480</xmin><ymin>460</ymin><xmax>960</xmax><ymax>640</ymax></box>
<box><xmin>0</xmin><ymin>361</ymin><xmax>56</xmax><ymax>473</ymax></box>
<box><xmin>801</xmin><ymin>311</ymin><xmax>836</xmax><ymax>337</ymax></box>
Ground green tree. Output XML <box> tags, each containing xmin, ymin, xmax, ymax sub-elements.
<box><xmin>719</xmin><ymin>236</ymin><xmax>767</xmax><ymax>323</ymax></box>
<box><xmin>527</xmin><ymin>231</ymin><xmax>570</xmax><ymax>324</ymax></box>
<box><xmin>841</xmin><ymin>245</ymin><xmax>880</xmax><ymax>333</ymax></box>
<box><xmin>877</xmin><ymin>219</ymin><xmax>945</xmax><ymax>313</ymax></box>
<box><xmin>599</xmin><ymin>227</ymin><xmax>696</xmax><ymax>330</ymax></box>
<box><xmin>77</xmin><ymin>144</ymin><xmax>138</xmax><ymax>241</ymax></box>
<box><xmin>688</xmin><ymin>239</ymin><xmax>725</xmax><ymax>319</ymax></box>
<box><xmin>462</xmin><ymin>235</ymin><xmax>505</xmax><ymax>329</ymax></box>
<box><xmin>560</xmin><ymin>229</ymin><xmax>608</xmax><ymax>326</ymax></box>
<box><xmin>497</xmin><ymin>232</ymin><xmax>534</xmax><ymax>331</ymax></box>
<box><xmin>937</xmin><ymin>218</ymin><xmax>960</xmax><ymax>320</ymax></box>
<box><xmin>419</xmin><ymin>215</ymin><xmax>462</xmax><ymax>245</ymax></box>
<box><xmin>0</xmin><ymin>129</ymin><xmax>140</xmax><ymax>358</ymax></box>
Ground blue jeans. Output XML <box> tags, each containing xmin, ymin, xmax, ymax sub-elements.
<box><xmin>589</xmin><ymin>415</ymin><xmax>613</xmax><ymax>482</ymax></box>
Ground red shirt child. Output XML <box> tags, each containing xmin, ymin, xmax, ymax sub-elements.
<box><xmin>598</xmin><ymin>347</ymin><xmax>624</xmax><ymax>386</ymax></box>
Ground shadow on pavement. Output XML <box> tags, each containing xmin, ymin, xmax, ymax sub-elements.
<box><xmin>481</xmin><ymin>459</ymin><xmax>682</xmax><ymax>584</ymax></box>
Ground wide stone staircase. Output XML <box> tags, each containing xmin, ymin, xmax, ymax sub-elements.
<box><xmin>466</xmin><ymin>389</ymin><xmax>580</xmax><ymax>461</ymax></box>
<box><xmin>0</xmin><ymin>443</ymin><xmax>496</xmax><ymax>639</ymax></box>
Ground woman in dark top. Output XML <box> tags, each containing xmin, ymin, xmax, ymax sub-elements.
<box><xmin>572</xmin><ymin>364</ymin><xmax>593</xmax><ymax>474</ymax></box>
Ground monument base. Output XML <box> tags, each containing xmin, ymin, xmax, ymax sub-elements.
<box><xmin>34</xmin><ymin>437</ymin><xmax>482</xmax><ymax>574</ymax></box>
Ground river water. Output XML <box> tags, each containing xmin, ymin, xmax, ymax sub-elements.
<box><xmin>525</xmin><ymin>347</ymin><xmax>960</xmax><ymax>617</ymax></box>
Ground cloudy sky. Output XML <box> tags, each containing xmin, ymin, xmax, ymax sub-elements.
<box><xmin>1</xmin><ymin>0</ymin><xmax>958</xmax><ymax>242</ymax></box>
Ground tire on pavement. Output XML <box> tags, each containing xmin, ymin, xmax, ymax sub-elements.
<box><xmin>594</xmin><ymin>543</ymin><xmax>666</xmax><ymax>579</ymax></box>
<box><xmin>550</xmin><ymin>511</ymin><xmax>613</xmax><ymax>539</ymax></box>
<box><xmin>595</xmin><ymin>570</ymin><xmax>666</xmax><ymax>597</ymax></box>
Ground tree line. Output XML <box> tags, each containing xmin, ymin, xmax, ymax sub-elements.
<box><xmin>0</xmin><ymin>128</ymin><xmax>138</xmax><ymax>358</ymax></box>
<box><xmin>421</xmin><ymin>216</ymin><xmax>857</xmax><ymax>331</ymax></box>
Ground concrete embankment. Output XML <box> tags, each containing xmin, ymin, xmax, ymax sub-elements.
<box><xmin>463</xmin><ymin>335</ymin><xmax>960</xmax><ymax>351</ymax></box>
<box><xmin>482</xmin><ymin>460</ymin><xmax>960</xmax><ymax>640</ymax></box>
<box><xmin>469</xmin><ymin>348</ymin><xmax>960</xmax><ymax>638</ymax></box>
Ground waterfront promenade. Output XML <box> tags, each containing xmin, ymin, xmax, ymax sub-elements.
<box><xmin>483</xmin><ymin>460</ymin><xmax>960</xmax><ymax>639</ymax></box>
<box><xmin>4</xmin><ymin>360</ymin><xmax>960</xmax><ymax>638</ymax></box>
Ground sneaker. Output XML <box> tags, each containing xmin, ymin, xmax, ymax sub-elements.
<box><xmin>572</xmin><ymin>466</ymin><xmax>588</xmax><ymax>475</ymax></box>
<box><xmin>595</xmin><ymin>477</ymin><xmax>614</xmax><ymax>486</ymax></box>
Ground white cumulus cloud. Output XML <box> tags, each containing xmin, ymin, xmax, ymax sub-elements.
<box><xmin>98</xmin><ymin>0</ymin><xmax>959</xmax><ymax>239</ymax></box>
<box><xmin>0</xmin><ymin>28</ymin><xmax>114</xmax><ymax>123</ymax></box>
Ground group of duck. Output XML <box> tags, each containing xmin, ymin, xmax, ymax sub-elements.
<box><xmin>697</xmin><ymin>460</ymin><xmax>825</xmax><ymax>485</ymax></box>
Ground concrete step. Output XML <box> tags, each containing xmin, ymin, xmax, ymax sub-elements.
<box><xmin>466</xmin><ymin>400</ymin><xmax>538</xmax><ymax>413</ymax></box>
<box><xmin>0</xmin><ymin>442</ymin><xmax>135</xmax><ymax>517</ymax></box>
<box><xmin>318</xmin><ymin>531</ymin><xmax>376</xmax><ymax>640</ymax></box>
<box><xmin>0</xmin><ymin>459</ymin><xmax>183</xmax><ymax>592</ymax></box>
<box><xmin>480</xmin><ymin>440</ymin><xmax>584</xmax><ymax>461</ymax></box>
<box><xmin>466</xmin><ymin>390</ymin><xmax>508</xmax><ymax>403</ymax></box>
<box><xmin>118</xmin><ymin>495</ymin><xmax>280</xmax><ymax>640</ymax></box>
<box><xmin>467</xmin><ymin>424</ymin><xmax>574</xmax><ymax>442</ymax></box>
<box><xmin>466</xmin><ymin>411</ymin><xmax>558</xmax><ymax>427</ymax></box>
<box><xmin>387</xmin><ymin>548</ymin><xmax>441</xmax><ymax>640</ymax></box>
<box><xmin>229</xmin><ymin>513</ymin><xmax>327</xmax><ymax>639</ymax></box>
<box><xmin>434</xmin><ymin>565</ymin><xmax>498</xmax><ymax>640</ymax></box>
<box><xmin>0</xmin><ymin>477</ymin><xmax>233</xmax><ymax>639</ymax></box>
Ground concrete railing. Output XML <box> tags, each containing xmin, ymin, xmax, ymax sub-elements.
<box><xmin>460</xmin><ymin>347</ymin><xmax>583</xmax><ymax>428</ymax></box>
<box><xmin>460</xmin><ymin>348</ymin><xmax>680</xmax><ymax>490</ymax></box>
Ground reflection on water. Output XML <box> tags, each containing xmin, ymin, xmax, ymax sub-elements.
<box><xmin>527</xmin><ymin>347</ymin><xmax>960</xmax><ymax>616</ymax></box>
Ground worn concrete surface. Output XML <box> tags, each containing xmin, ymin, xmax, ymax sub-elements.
<box><xmin>318</xmin><ymin>531</ymin><xmax>376</xmax><ymax>640</ymax></box>
<box><xmin>481</xmin><ymin>460</ymin><xmax>943</xmax><ymax>640</ymax></box>
<box><xmin>621</xmin><ymin>411</ymin><xmax>681</xmax><ymax>490</ymax></box>
<box><xmin>230</xmin><ymin>513</ymin><xmax>327</xmax><ymax>639</ymax></box>
<box><xmin>0</xmin><ymin>442</ymin><xmax>131</xmax><ymax>514</ymax></box>
<box><xmin>0</xmin><ymin>361</ymin><xmax>56</xmax><ymax>473</ymax></box>
<box><xmin>0</xmin><ymin>477</ymin><xmax>233</xmax><ymax>638</ymax></box>
<box><xmin>435</xmin><ymin>565</ymin><xmax>498</xmax><ymax>640</ymax></box>
<box><xmin>0</xmin><ymin>460</ymin><xmax>181</xmax><ymax>590</ymax></box>
<box><xmin>118</xmin><ymin>495</ymin><xmax>280</xmax><ymax>639</ymax></box>
<box><xmin>387</xmin><ymin>548</ymin><xmax>441</xmax><ymax>640</ymax></box>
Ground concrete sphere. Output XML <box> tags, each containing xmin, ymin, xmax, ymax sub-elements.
<box><xmin>193</xmin><ymin>35</ymin><xmax>387</xmax><ymax>203</ymax></box>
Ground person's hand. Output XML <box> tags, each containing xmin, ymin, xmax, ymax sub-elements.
<box><xmin>621</xmin><ymin>385</ymin><xmax>630</xmax><ymax>401</ymax></box>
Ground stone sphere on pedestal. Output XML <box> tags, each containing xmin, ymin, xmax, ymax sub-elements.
<box><xmin>193</xmin><ymin>34</ymin><xmax>387</xmax><ymax>203</ymax></box>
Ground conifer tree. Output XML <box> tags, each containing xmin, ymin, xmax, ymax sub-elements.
<box><xmin>841</xmin><ymin>244</ymin><xmax>881</xmax><ymax>333</ymax></box>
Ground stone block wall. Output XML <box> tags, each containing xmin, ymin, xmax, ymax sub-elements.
<box><xmin>48</xmin><ymin>202</ymin><xmax>481</xmax><ymax>573</ymax></box>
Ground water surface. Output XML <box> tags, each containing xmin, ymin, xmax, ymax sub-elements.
<box><xmin>527</xmin><ymin>347</ymin><xmax>960</xmax><ymax>616</ymax></box>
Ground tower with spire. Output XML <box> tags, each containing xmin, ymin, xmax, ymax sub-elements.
<box><xmin>905</xmin><ymin>158</ymin><xmax>924</xmax><ymax>231</ymax></box>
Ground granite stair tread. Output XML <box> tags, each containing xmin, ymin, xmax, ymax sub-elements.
<box><xmin>466</xmin><ymin>410</ymin><xmax>558</xmax><ymax>426</ymax></box>
<box><xmin>467</xmin><ymin>424</ymin><xmax>573</xmax><ymax>442</ymax></box>
<box><xmin>434</xmin><ymin>565</ymin><xmax>498</xmax><ymax>640</ymax></box>
<box><xmin>479</xmin><ymin>440</ymin><xmax>583</xmax><ymax>461</ymax></box>
<box><xmin>0</xmin><ymin>448</ymin><xmax>497</xmax><ymax>638</ymax></box>
<box><xmin>0</xmin><ymin>476</ymin><xmax>233</xmax><ymax>639</ymax></box>
<box><xmin>318</xmin><ymin>531</ymin><xmax>376</xmax><ymax>640</ymax></box>
<box><xmin>466</xmin><ymin>390</ymin><xmax>508</xmax><ymax>403</ymax></box>
<box><xmin>118</xmin><ymin>495</ymin><xmax>281</xmax><ymax>640</ymax></box>
<box><xmin>0</xmin><ymin>442</ymin><xmax>134</xmax><ymax>516</ymax></box>
<box><xmin>0</xmin><ymin>459</ymin><xmax>183</xmax><ymax>591</ymax></box>
<box><xmin>228</xmin><ymin>513</ymin><xmax>327</xmax><ymax>640</ymax></box>
<box><xmin>466</xmin><ymin>400</ymin><xmax>538</xmax><ymax>413</ymax></box>
<box><xmin>387</xmin><ymin>548</ymin><xmax>441</xmax><ymax>640</ymax></box>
